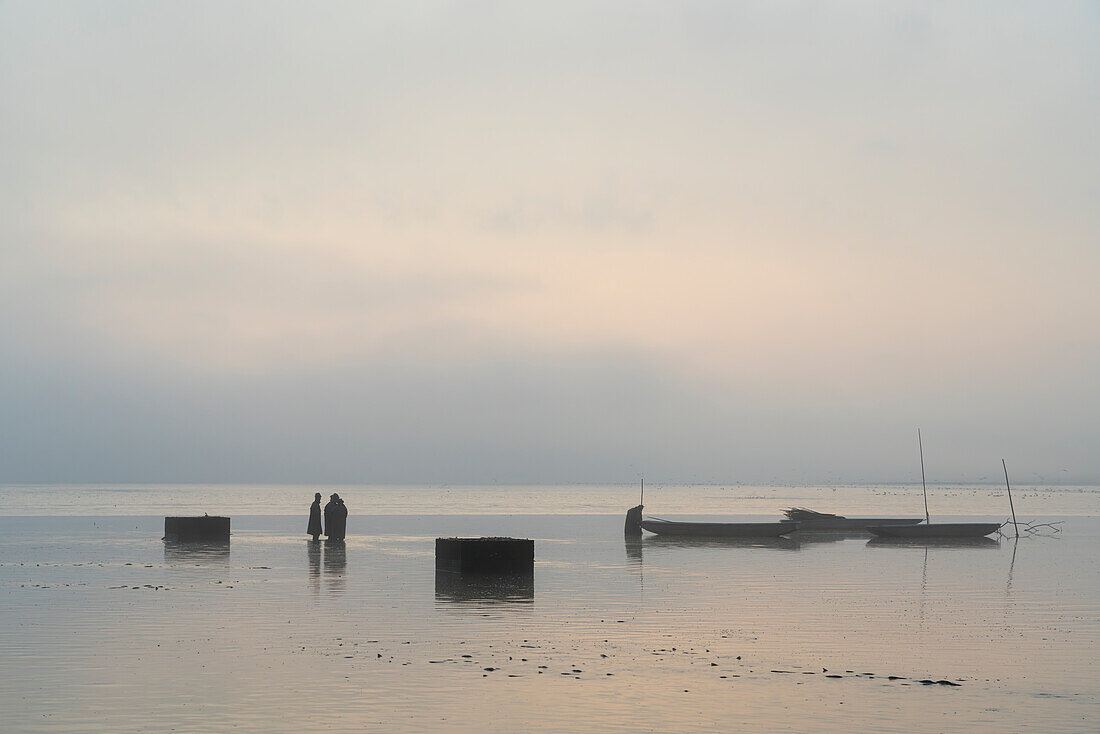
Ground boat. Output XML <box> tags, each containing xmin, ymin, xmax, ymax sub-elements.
<box><xmin>782</xmin><ymin>507</ymin><xmax>924</xmax><ymax>530</ymax></box>
<box><xmin>639</xmin><ymin>519</ymin><xmax>798</xmax><ymax>538</ymax></box>
<box><xmin>866</xmin><ymin>522</ymin><xmax>1002</xmax><ymax>539</ymax></box>
<box><xmin>870</xmin><ymin>430</ymin><xmax>1004</xmax><ymax>539</ymax></box>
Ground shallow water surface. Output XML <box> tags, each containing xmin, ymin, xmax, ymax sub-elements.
<box><xmin>0</xmin><ymin>496</ymin><xmax>1097</xmax><ymax>732</ymax></box>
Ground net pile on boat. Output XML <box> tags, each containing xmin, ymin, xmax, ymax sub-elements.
<box><xmin>783</xmin><ymin>508</ymin><xmax>847</xmax><ymax>521</ymax></box>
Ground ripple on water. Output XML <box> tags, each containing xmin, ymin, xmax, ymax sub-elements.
<box><xmin>0</xmin><ymin>514</ymin><xmax>1096</xmax><ymax>732</ymax></box>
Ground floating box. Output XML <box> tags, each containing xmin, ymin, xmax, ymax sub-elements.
<box><xmin>164</xmin><ymin>516</ymin><xmax>230</xmax><ymax>542</ymax></box>
<box><xmin>435</xmin><ymin>537</ymin><xmax>534</xmax><ymax>573</ymax></box>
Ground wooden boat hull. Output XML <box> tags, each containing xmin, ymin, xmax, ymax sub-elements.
<box><xmin>866</xmin><ymin>522</ymin><xmax>1001</xmax><ymax>539</ymax></box>
<box><xmin>792</xmin><ymin>517</ymin><xmax>924</xmax><ymax>530</ymax></box>
<box><xmin>640</xmin><ymin>520</ymin><xmax>797</xmax><ymax>538</ymax></box>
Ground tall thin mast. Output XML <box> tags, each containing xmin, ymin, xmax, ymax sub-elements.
<box><xmin>1002</xmin><ymin>459</ymin><xmax>1019</xmax><ymax>538</ymax></box>
<box><xmin>918</xmin><ymin>429</ymin><xmax>930</xmax><ymax>524</ymax></box>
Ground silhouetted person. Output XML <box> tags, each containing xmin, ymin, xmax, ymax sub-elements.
<box><xmin>308</xmin><ymin>492</ymin><xmax>323</xmax><ymax>541</ymax></box>
<box><xmin>323</xmin><ymin>494</ymin><xmax>337</xmax><ymax>538</ymax></box>
<box><xmin>324</xmin><ymin>493</ymin><xmax>348</xmax><ymax>540</ymax></box>
<box><xmin>331</xmin><ymin>495</ymin><xmax>348</xmax><ymax>540</ymax></box>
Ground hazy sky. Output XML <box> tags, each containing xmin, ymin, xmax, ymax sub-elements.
<box><xmin>2</xmin><ymin>2</ymin><xmax>1097</xmax><ymax>484</ymax></box>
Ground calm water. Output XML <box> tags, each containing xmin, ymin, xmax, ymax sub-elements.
<box><xmin>1</xmin><ymin>481</ymin><xmax>1096</xmax><ymax>517</ymax></box>
<box><xmin>0</xmin><ymin>485</ymin><xmax>1097</xmax><ymax>732</ymax></box>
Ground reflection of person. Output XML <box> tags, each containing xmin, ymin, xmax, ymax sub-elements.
<box><xmin>323</xmin><ymin>537</ymin><xmax>347</xmax><ymax>593</ymax></box>
<box><xmin>308</xmin><ymin>537</ymin><xmax>321</xmax><ymax>593</ymax></box>
<box><xmin>308</xmin><ymin>493</ymin><xmax>323</xmax><ymax>541</ymax></box>
<box><xmin>324</xmin><ymin>493</ymin><xmax>348</xmax><ymax>540</ymax></box>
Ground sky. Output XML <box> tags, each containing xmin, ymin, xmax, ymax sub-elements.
<box><xmin>1</xmin><ymin>1</ymin><xmax>1098</xmax><ymax>484</ymax></box>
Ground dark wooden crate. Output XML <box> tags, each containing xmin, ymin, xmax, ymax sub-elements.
<box><xmin>435</xmin><ymin>537</ymin><xmax>533</xmax><ymax>573</ymax></box>
<box><xmin>164</xmin><ymin>516</ymin><xmax>230</xmax><ymax>541</ymax></box>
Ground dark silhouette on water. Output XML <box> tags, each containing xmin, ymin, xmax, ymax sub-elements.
<box><xmin>435</xmin><ymin>569</ymin><xmax>533</xmax><ymax>603</ymax></box>
<box><xmin>867</xmin><ymin>430</ymin><xmax>1001</xmax><ymax>539</ymax></box>
<box><xmin>323</xmin><ymin>538</ymin><xmax>346</xmax><ymax>594</ymax></box>
<box><xmin>866</xmin><ymin>535</ymin><xmax>1000</xmax><ymax>549</ymax></box>
<box><xmin>308</xmin><ymin>539</ymin><xmax>321</xmax><ymax>574</ymax></box>
<box><xmin>307</xmin><ymin>538</ymin><xmax>321</xmax><ymax>593</ymax></box>
<box><xmin>640</xmin><ymin>518</ymin><xmax>797</xmax><ymax>538</ymax></box>
<box><xmin>164</xmin><ymin>538</ymin><xmax>230</xmax><ymax>566</ymax></box>
<box><xmin>625</xmin><ymin>479</ymin><xmax>645</xmax><ymax>535</ymax></box>
<box><xmin>645</xmin><ymin>534</ymin><xmax>801</xmax><ymax>551</ymax></box>
<box><xmin>324</xmin><ymin>493</ymin><xmax>348</xmax><ymax>540</ymax></box>
<box><xmin>435</xmin><ymin>537</ymin><xmax>533</xmax><ymax>573</ymax></box>
<box><xmin>307</xmin><ymin>537</ymin><xmax>344</xmax><ymax>593</ymax></box>
<box><xmin>307</xmin><ymin>493</ymin><xmax>322</xmax><ymax>541</ymax></box>
<box><xmin>164</xmin><ymin>515</ymin><xmax>230</xmax><ymax>541</ymax></box>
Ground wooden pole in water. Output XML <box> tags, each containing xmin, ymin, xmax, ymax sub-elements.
<box><xmin>918</xmin><ymin>429</ymin><xmax>930</xmax><ymax>524</ymax></box>
<box><xmin>640</xmin><ymin>478</ymin><xmax>644</xmax><ymax>506</ymax></box>
<box><xmin>1002</xmin><ymin>458</ymin><xmax>1019</xmax><ymax>538</ymax></box>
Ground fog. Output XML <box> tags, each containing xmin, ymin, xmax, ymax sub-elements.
<box><xmin>2</xmin><ymin>2</ymin><xmax>1097</xmax><ymax>483</ymax></box>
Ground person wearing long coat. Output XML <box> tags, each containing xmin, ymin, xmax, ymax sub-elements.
<box><xmin>307</xmin><ymin>493</ymin><xmax>323</xmax><ymax>540</ymax></box>
<box><xmin>324</xmin><ymin>494</ymin><xmax>349</xmax><ymax>540</ymax></box>
<box><xmin>323</xmin><ymin>494</ymin><xmax>338</xmax><ymax>538</ymax></box>
<box><xmin>329</xmin><ymin>496</ymin><xmax>348</xmax><ymax>540</ymax></box>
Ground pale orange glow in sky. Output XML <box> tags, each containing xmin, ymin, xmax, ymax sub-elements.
<box><xmin>1</xmin><ymin>2</ymin><xmax>1097</xmax><ymax>482</ymax></box>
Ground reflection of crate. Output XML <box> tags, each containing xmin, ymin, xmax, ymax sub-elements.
<box><xmin>164</xmin><ymin>516</ymin><xmax>230</xmax><ymax>541</ymax></box>
<box><xmin>434</xmin><ymin>569</ymin><xmax>534</xmax><ymax>603</ymax></box>
<box><xmin>435</xmin><ymin>537</ymin><xmax>534</xmax><ymax>573</ymax></box>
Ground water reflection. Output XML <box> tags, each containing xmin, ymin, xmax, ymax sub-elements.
<box><xmin>1006</xmin><ymin>537</ymin><xmax>1018</xmax><ymax>594</ymax></box>
<box><xmin>643</xmin><ymin>535</ymin><xmax>801</xmax><ymax>551</ymax></box>
<box><xmin>163</xmin><ymin>539</ymin><xmax>230</xmax><ymax>566</ymax></box>
<box><xmin>624</xmin><ymin>537</ymin><xmax>643</xmax><ymax>563</ymax></box>
<box><xmin>322</xmin><ymin>539</ymin><xmax>346</xmax><ymax>594</ymax></box>
<box><xmin>791</xmin><ymin>530</ymin><xmax>869</xmax><ymax>545</ymax></box>
<box><xmin>434</xmin><ymin>570</ymin><xmax>534</xmax><ymax>604</ymax></box>
<box><xmin>866</xmin><ymin>536</ymin><xmax>1001</xmax><ymax>549</ymax></box>
<box><xmin>307</xmin><ymin>540</ymin><xmax>321</xmax><ymax>594</ymax></box>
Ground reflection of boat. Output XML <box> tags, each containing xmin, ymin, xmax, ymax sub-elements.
<box><xmin>434</xmin><ymin>570</ymin><xmax>534</xmax><ymax>603</ymax></box>
<box><xmin>867</xmin><ymin>522</ymin><xmax>1002</xmax><ymax>539</ymax></box>
<box><xmin>640</xmin><ymin>519</ymin><xmax>797</xmax><ymax>538</ymax></box>
<box><xmin>786</xmin><ymin>530</ymin><xmax>862</xmax><ymax>545</ymax></box>
<box><xmin>783</xmin><ymin>508</ymin><xmax>924</xmax><ymax>530</ymax></box>
<box><xmin>867</xmin><ymin>535</ymin><xmax>1000</xmax><ymax>548</ymax></box>
<box><xmin>644</xmin><ymin>534</ymin><xmax>800</xmax><ymax>550</ymax></box>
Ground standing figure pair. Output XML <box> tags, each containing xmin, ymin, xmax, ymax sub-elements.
<box><xmin>308</xmin><ymin>492</ymin><xmax>348</xmax><ymax>540</ymax></box>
